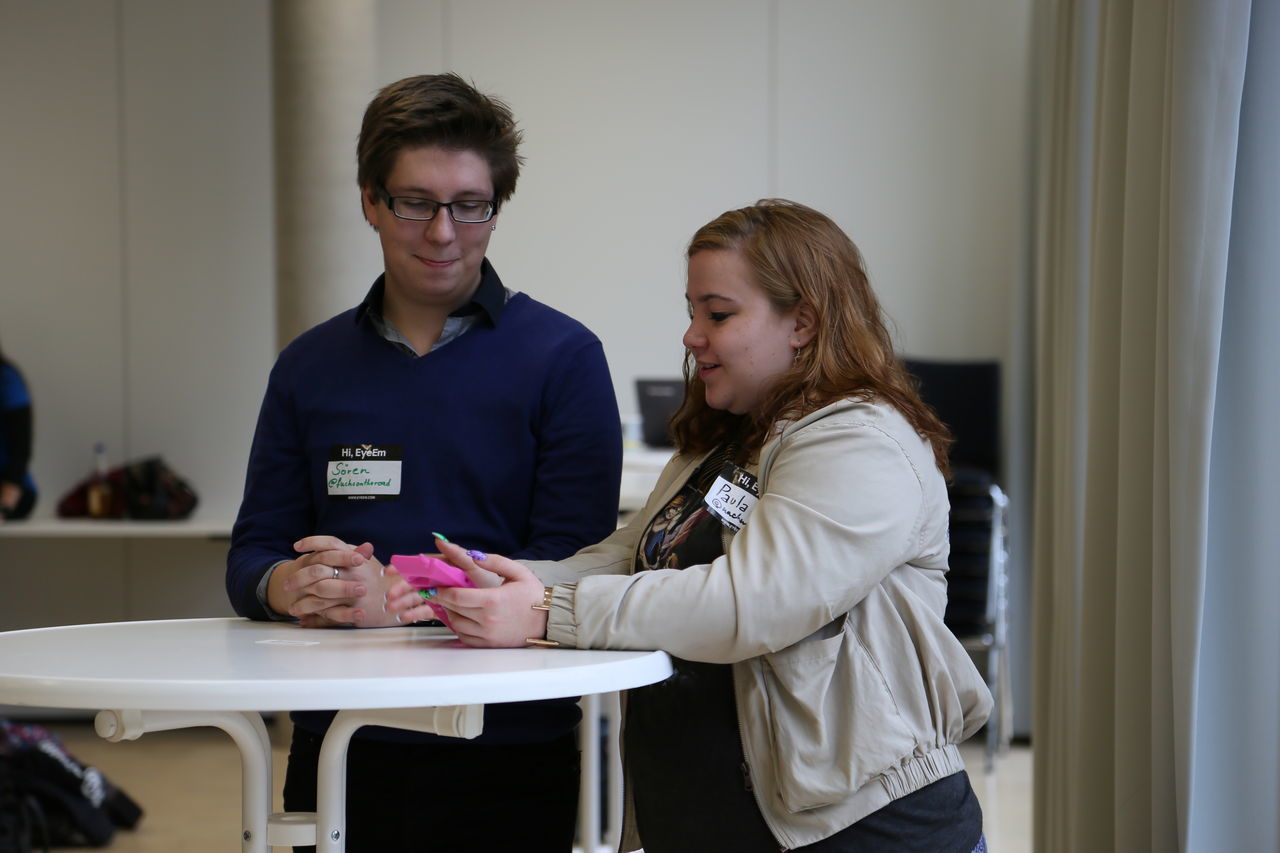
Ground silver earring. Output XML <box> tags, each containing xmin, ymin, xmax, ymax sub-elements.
<box><xmin>490</xmin><ymin>225</ymin><xmax>496</xmax><ymax>231</ymax></box>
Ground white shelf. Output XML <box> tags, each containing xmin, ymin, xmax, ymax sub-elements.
<box><xmin>620</xmin><ymin>446</ymin><xmax>673</xmax><ymax>511</ymax></box>
<box><xmin>0</xmin><ymin>517</ymin><xmax>234</xmax><ymax>539</ymax></box>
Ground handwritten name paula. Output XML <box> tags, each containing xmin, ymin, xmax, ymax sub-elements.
<box><xmin>710</xmin><ymin>482</ymin><xmax>755</xmax><ymax>523</ymax></box>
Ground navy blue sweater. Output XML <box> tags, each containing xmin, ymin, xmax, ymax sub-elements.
<box><xmin>227</xmin><ymin>265</ymin><xmax>622</xmax><ymax>742</ymax></box>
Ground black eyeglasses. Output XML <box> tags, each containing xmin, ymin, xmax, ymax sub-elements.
<box><xmin>378</xmin><ymin>188</ymin><xmax>497</xmax><ymax>223</ymax></box>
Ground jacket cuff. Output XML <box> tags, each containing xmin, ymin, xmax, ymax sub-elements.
<box><xmin>545</xmin><ymin>583</ymin><xmax>579</xmax><ymax>648</ymax></box>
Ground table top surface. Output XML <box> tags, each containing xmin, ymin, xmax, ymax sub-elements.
<box><xmin>0</xmin><ymin>618</ymin><xmax>672</xmax><ymax>712</ymax></box>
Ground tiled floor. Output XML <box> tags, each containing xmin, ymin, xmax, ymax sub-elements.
<box><xmin>39</xmin><ymin>720</ymin><xmax>1031</xmax><ymax>852</ymax></box>
<box><xmin>961</xmin><ymin>739</ymin><xmax>1033</xmax><ymax>852</ymax></box>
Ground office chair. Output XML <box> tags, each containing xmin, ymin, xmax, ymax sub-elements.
<box><xmin>903</xmin><ymin>358</ymin><xmax>1011</xmax><ymax>771</ymax></box>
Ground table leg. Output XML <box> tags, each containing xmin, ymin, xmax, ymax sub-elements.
<box><xmin>578</xmin><ymin>694</ymin><xmax>601</xmax><ymax>852</ymax></box>
<box><xmin>577</xmin><ymin>692</ymin><xmax>624</xmax><ymax>853</ymax></box>
<box><xmin>603</xmin><ymin>691</ymin><xmax>624</xmax><ymax>851</ymax></box>
<box><xmin>95</xmin><ymin>708</ymin><xmax>273</xmax><ymax>853</ymax></box>
<box><xmin>314</xmin><ymin>705</ymin><xmax>483</xmax><ymax>852</ymax></box>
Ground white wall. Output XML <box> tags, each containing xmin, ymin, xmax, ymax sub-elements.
<box><xmin>1</xmin><ymin>0</ymin><xmax>1032</xmax><ymax>518</ymax></box>
<box><xmin>374</xmin><ymin>0</ymin><xmax>1031</xmax><ymax>417</ymax></box>
<box><xmin>0</xmin><ymin>0</ymin><xmax>1034</xmax><ymax>728</ymax></box>
<box><xmin>1</xmin><ymin>1</ymin><xmax>128</xmax><ymax>508</ymax></box>
<box><xmin>0</xmin><ymin>0</ymin><xmax>274</xmax><ymax>522</ymax></box>
<box><xmin>0</xmin><ymin>0</ymin><xmax>273</xmax><ymax>631</ymax></box>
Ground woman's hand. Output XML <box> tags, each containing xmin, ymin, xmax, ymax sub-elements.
<box><xmin>386</xmin><ymin>540</ymin><xmax>550</xmax><ymax>647</ymax></box>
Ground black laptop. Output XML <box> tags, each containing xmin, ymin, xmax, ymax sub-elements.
<box><xmin>635</xmin><ymin>379</ymin><xmax>684</xmax><ymax>448</ymax></box>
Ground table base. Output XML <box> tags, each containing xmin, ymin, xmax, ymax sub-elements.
<box><xmin>94</xmin><ymin>705</ymin><xmax>484</xmax><ymax>852</ymax></box>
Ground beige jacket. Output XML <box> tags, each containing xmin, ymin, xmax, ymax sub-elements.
<box><xmin>527</xmin><ymin>399</ymin><xmax>992</xmax><ymax>850</ymax></box>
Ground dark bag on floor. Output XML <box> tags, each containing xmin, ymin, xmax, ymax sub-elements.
<box><xmin>0</xmin><ymin>758</ymin><xmax>41</xmax><ymax>853</ymax></box>
<box><xmin>56</xmin><ymin>455</ymin><xmax>199</xmax><ymax>520</ymax></box>
<box><xmin>0</xmin><ymin>720</ymin><xmax>143</xmax><ymax>849</ymax></box>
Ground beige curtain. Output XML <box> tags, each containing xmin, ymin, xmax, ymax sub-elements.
<box><xmin>1031</xmin><ymin>1</ymin><xmax>1263</xmax><ymax>851</ymax></box>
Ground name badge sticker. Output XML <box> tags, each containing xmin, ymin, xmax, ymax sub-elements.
<box><xmin>327</xmin><ymin>444</ymin><xmax>403</xmax><ymax>501</ymax></box>
<box><xmin>704</xmin><ymin>463</ymin><xmax>760</xmax><ymax>532</ymax></box>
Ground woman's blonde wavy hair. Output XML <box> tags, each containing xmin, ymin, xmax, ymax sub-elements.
<box><xmin>668</xmin><ymin>199</ymin><xmax>952</xmax><ymax>477</ymax></box>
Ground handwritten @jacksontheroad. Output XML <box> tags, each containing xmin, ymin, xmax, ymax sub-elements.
<box><xmin>328</xmin><ymin>461</ymin><xmax>392</xmax><ymax>489</ymax></box>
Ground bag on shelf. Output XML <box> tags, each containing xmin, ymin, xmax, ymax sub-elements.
<box><xmin>56</xmin><ymin>456</ymin><xmax>199</xmax><ymax>520</ymax></box>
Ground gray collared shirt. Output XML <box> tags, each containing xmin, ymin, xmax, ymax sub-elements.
<box><xmin>366</xmin><ymin>291</ymin><xmax>512</xmax><ymax>356</ymax></box>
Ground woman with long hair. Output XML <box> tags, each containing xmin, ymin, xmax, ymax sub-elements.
<box><xmin>392</xmin><ymin>199</ymin><xmax>991</xmax><ymax>852</ymax></box>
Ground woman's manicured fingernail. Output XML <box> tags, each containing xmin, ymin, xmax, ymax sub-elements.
<box><xmin>466</xmin><ymin>549</ymin><xmax>488</xmax><ymax>561</ymax></box>
<box><xmin>432</xmin><ymin>531</ymin><xmax>450</xmax><ymax>543</ymax></box>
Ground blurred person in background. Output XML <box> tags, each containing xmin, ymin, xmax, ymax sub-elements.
<box><xmin>0</xmin><ymin>336</ymin><xmax>36</xmax><ymax>521</ymax></box>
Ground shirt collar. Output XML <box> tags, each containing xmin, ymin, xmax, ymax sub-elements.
<box><xmin>355</xmin><ymin>257</ymin><xmax>507</xmax><ymax>327</ymax></box>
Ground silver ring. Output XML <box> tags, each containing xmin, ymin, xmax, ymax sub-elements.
<box><xmin>332</xmin><ymin>567</ymin><xmax>340</xmax><ymax>580</ymax></box>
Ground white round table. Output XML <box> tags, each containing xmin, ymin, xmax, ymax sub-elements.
<box><xmin>0</xmin><ymin>617</ymin><xmax>672</xmax><ymax>852</ymax></box>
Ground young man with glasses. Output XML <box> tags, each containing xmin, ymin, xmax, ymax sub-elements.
<box><xmin>227</xmin><ymin>73</ymin><xmax>622</xmax><ymax>852</ymax></box>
